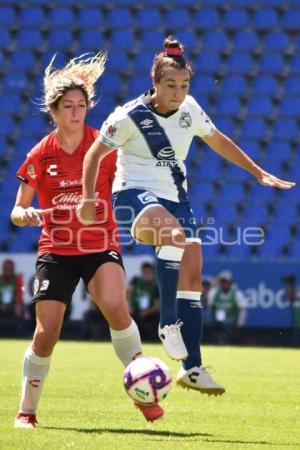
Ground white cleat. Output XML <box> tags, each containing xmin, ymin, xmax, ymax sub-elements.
<box><xmin>158</xmin><ymin>321</ymin><xmax>188</xmax><ymax>361</ymax></box>
<box><xmin>14</xmin><ymin>413</ymin><xmax>37</xmax><ymax>429</ymax></box>
<box><xmin>176</xmin><ymin>366</ymin><xmax>225</xmax><ymax>396</ymax></box>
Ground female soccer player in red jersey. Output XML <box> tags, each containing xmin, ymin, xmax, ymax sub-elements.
<box><xmin>11</xmin><ymin>53</ymin><xmax>163</xmax><ymax>427</ymax></box>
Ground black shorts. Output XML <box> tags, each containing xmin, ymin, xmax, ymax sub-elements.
<box><xmin>32</xmin><ymin>251</ymin><xmax>124</xmax><ymax>307</ymax></box>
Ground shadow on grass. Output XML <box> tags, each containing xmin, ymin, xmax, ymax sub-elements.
<box><xmin>42</xmin><ymin>426</ymin><xmax>211</xmax><ymax>438</ymax></box>
<box><xmin>43</xmin><ymin>427</ymin><xmax>298</xmax><ymax>447</ymax></box>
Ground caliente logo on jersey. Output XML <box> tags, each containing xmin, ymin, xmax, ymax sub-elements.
<box><xmin>157</xmin><ymin>147</ymin><xmax>175</xmax><ymax>160</ymax></box>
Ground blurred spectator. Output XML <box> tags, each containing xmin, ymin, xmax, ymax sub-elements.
<box><xmin>0</xmin><ymin>259</ymin><xmax>24</xmax><ymax>319</ymax></box>
<box><xmin>208</xmin><ymin>270</ymin><xmax>247</xmax><ymax>344</ymax></box>
<box><xmin>127</xmin><ymin>262</ymin><xmax>160</xmax><ymax>341</ymax></box>
<box><xmin>282</xmin><ymin>275</ymin><xmax>300</xmax><ymax>347</ymax></box>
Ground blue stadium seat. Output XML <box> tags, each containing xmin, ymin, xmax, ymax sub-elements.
<box><xmin>164</xmin><ymin>10</ymin><xmax>191</xmax><ymax>28</ymax></box>
<box><xmin>96</xmin><ymin>97</ymin><xmax>115</xmax><ymax>116</ymax></box>
<box><xmin>202</xmin><ymin>30</ymin><xmax>227</xmax><ymax>51</ymax></box>
<box><xmin>140</xmin><ymin>30</ymin><xmax>165</xmax><ymax>50</ymax></box>
<box><xmin>237</xmin><ymin>139</ymin><xmax>261</xmax><ymax>161</ymax></box>
<box><xmin>257</xmin><ymin>239</ymin><xmax>285</xmax><ymax>259</ymax></box>
<box><xmin>47</xmin><ymin>30</ymin><xmax>73</xmax><ymax>51</ymax></box>
<box><xmin>225</xmin><ymin>244</ymin><xmax>252</xmax><ymax>259</ymax></box>
<box><xmin>19</xmin><ymin>116</ymin><xmax>47</xmax><ymax>138</ymax></box>
<box><xmin>0</xmin><ymin>30</ymin><xmax>10</xmax><ymax>48</ymax></box>
<box><xmin>285</xmin><ymin>76</ymin><xmax>300</xmax><ymax>95</ymax></box>
<box><xmin>285</xmin><ymin>160</ymin><xmax>300</xmax><ymax>183</ymax></box>
<box><xmin>252</xmin><ymin>76</ymin><xmax>278</xmax><ymax>95</ymax></box>
<box><xmin>0</xmin><ymin>7</ymin><xmax>16</xmax><ymax>26</ymax></box>
<box><xmin>248</xmin><ymin>184</ymin><xmax>276</xmax><ymax>205</ymax></box>
<box><xmin>106</xmin><ymin>8</ymin><xmax>133</xmax><ymax>29</ymax></box>
<box><xmin>100</xmin><ymin>74</ymin><xmax>122</xmax><ymax>95</ymax></box>
<box><xmin>176</xmin><ymin>30</ymin><xmax>197</xmax><ymax>49</ymax></box>
<box><xmin>227</xmin><ymin>53</ymin><xmax>253</xmax><ymax>74</ymax></box>
<box><xmin>247</xmin><ymin>97</ymin><xmax>273</xmax><ymax>117</ymax></box>
<box><xmin>272</xmin><ymin>118</ymin><xmax>298</xmax><ymax>140</ymax></box>
<box><xmin>258</xmin><ymin>53</ymin><xmax>284</xmax><ymax>74</ymax></box>
<box><xmin>48</xmin><ymin>8</ymin><xmax>74</xmax><ymax>28</ymax></box>
<box><xmin>14</xmin><ymin>137</ymin><xmax>38</xmax><ymax>155</ymax></box>
<box><xmin>0</xmin><ymin>137</ymin><xmax>7</xmax><ymax>156</ymax></box>
<box><xmin>39</xmin><ymin>52</ymin><xmax>67</xmax><ymax>71</ymax></box>
<box><xmin>282</xmin><ymin>10</ymin><xmax>300</xmax><ymax>30</ymax></box>
<box><xmin>77</xmin><ymin>9</ymin><xmax>103</xmax><ymax>28</ymax></box>
<box><xmin>277</xmin><ymin>181</ymin><xmax>300</xmax><ymax>204</ymax></box>
<box><xmin>240</xmin><ymin>118</ymin><xmax>266</xmax><ymax>139</ymax></box>
<box><xmin>272</xmin><ymin>203</ymin><xmax>298</xmax><ymax>225</ymax></box>
<box><xmin>0</xmin><ymin>94</ymin><xmax>21</xmax><ymax>115</ymax></box>
<box><xmin>201</xmin><ymin>243</ymin><xmax>220</xmax><ymax>259</ymax></box>
<box><xmin>289</xmin><ymin>55</ymin><xmax>300</xmax><ymax>74</ymax></box>
<box><xmin>10</xmin><ymin>50</ymin><xmax>35</xmax><ymax>72</ymax></box>
<box><xmin>218</xmin><ymin>183</ymin><xmax>246</xmax><ymax>203</ymax></box>
<box><xmin>77</xmin><ymin>30</ymin><xmax>104</xmax><ymax>51</ymax></box>
<box><xmin>133</xmin><ymin>52</ymin><xmax>155</xmax><ymax>73</ymax></box>
<box><xmin>215</xmin><ymin>96</ymin><xmax>241</xmax><ymax>116</ymax></box>
<box><xmin>16</xmin><ymin>29</ymin><xmax>43</xmax><ymax>49</ymax></box>
<box><xmin>0</xmin><ymin>117</ymin><xmax>14</xmax><ymax>136</ymax></box>
<box><xmin>135</xmin><ymin>9</ymin><xmax>161</xmax><ymax>29</ymax></box>
<box><xmin>127</xmin><ymin>76</ymin><xmax>151</xmax><ymax>97</ymax></box>
<box><xmin>221</xmin><ymin>75</ymin><xmax>246</xmax><ymax>95</ymax></box>
<box><xmin>288</xmin><ymin>240</ymin><xmax>300</xmax><ymax>259</ymax></box>
<box><xmin>265</xmin><ymin>141</ymin><xmax>292</xmax><ymax>163</ymax></box>
<box><xmin>279</xmin><ymin>98</ymin><xmax>300</xmax><ymax>117</ymax></box>
<box><xmin>2</xmin><ymin>73</ymin><xmax>27</xmax><ymax>93</ymax></box>
<box><xmin>264</xmin><ymin>226</ymin><xmax>291</xmax><ymax>247</ymax></box>
<box><xmin>253</xmin><ymin>10</ymin><xmax>278</xmax><ymax>30</ymax></box>
<box><xmin>225</xmin><ymin>164</ymin><xmax>249</xmax><ymax>182</ymax></box>
<box><xmin>19</xmin><ymin>7</ymin><xmax>45</xmax><ymax>27</ymax></box>
<box><xmin>106</xmin><ymin>52</ymin><xmax>129</xmax><ymax>73</ymax></box>
<box><xmin>110</xmin><ymin>30</ymin><xmax>135</xmax><ymax>50</ymax></box>
<box><xmin>189</xmin><ymin>182</ymin><xmax>216</xmax><ymax>205</ymax></box>
<box><xmin>194</xmin><ymin>52</ymin><xmax>221</xmax><ymax>74</ymax></box>
<box><xmin>210</xmin><ymin>203</ymin><xmax>239</xmax><ymax>225</ymax></box>
<box><xmin>194</xmin><ymin>9</ymin><xmax>220</xmax><ymax>30</ymax></box>
<box><xmin>240</xmin><ymin>205</ymin><xmax>269</xmax><ymax>226</ymax></box>
<box><xmin>223</xmin><ymin>9</ymin><xmax>250</xmax><ymax>30</ymax></box>
<box><xmin>173</xmin><ymin>0</ymin><xmax>195</xmax><ymax>5</ymax></box>
<box><xmin>192</xmin><ymin>76</ymin><xmax>216</xmax><ymax>95</ymax></box>
<box><xmin>264</xmin><ymin>31</ymin><xmax>290</xmax><ymax>52</ymax></box>
<box><xmin>196</xmin><ymin>155</ymin><xmax>223</xmax><ymax>181</ymax></box>
<box><xmin>214</xmin><ymin>114</ymin><xmax>235</xmax><ymax>136</ymax></box>
<box><xmin>232</xmin><ymin>30</ymin><xmax>258</xmax><ymax>51</ymax></box>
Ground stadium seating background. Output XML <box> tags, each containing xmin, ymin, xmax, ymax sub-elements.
<box><xmin>0</xmin><ymin>0</ymin><xmax>299</xmax><ymax>260</ymax></box>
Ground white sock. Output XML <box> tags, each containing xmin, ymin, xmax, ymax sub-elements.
<box><xmin>19</xmin><ymin>347</ymin><xmax>51</xmax><ymax>414</ymax></box>
<box><xmin>110</xmin><ymin>320</ymin><xmax>142</xmax><ymax>367</ymax></box>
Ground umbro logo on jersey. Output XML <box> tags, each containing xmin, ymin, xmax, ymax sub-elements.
<box><xmin>140</xmin><ymin>119</ymin><xmax>153</xmax><ymax>129</ymax></box>
<box><xmin>46</xmin><ymin>164</ymin><xmax>58</xmax><ymax>176</ymax></box>
<box><xmin>137</xmin><ymin>191</ymin><xmax>158</xmax><ymax>205</ymax></box>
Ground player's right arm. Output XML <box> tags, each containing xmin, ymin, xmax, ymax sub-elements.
<box><xmin>11</xmin><ymin>182</ymin><xmax>46</xmax><ymax>227</ymax></box>
<box><xmin>77</xmin><ymin>140</ymin><xmax>113</xmax><ymax>226</ymax></box>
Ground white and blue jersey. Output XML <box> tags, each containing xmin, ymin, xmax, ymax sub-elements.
<box><xmin>99</xmin><ymin>91</ymin><xmax>216</xmax><ymax>203</ymax></box>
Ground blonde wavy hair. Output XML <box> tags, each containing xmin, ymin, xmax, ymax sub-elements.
<box><xmin>41</xmin><ymin>51</ymin><xmax>107</xmax><ymax>112</ymax></box>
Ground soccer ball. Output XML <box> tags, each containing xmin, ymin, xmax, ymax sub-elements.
<box><xmin>123</xmin><ymin>356</ymin><xmax>172</xmax><ymax>405</ymax></box>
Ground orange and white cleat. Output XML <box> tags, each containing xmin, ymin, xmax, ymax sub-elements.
<box><xmin>14</xmin><ymin>413</ymin><xmax>38</xmax><ymax>429</ymax></box>
<box><xmin>135</xmin><ymin>402</ymin><xmax>165</xmax><ymax>422</ymax></box>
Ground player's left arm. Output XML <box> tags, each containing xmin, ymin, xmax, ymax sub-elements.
<box><xmin>202</xmin><ymin>129</ymin><xmax>295</xmax><ymax>189</ymax></box>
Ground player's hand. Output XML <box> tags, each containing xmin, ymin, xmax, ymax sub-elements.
<box><xmin>256</xmin><ymin>171</ymin><xmax>296</xmax><ymax>189</ymax></box>
<box><xmin>76</xmin><ymin>200</ymin><xmax>96</xmax><ymax>226</ymax></box>
<box><xmin>19</xmin><ymin>207</ymin><xmax>52</xmax><ymax>227</ymax></box>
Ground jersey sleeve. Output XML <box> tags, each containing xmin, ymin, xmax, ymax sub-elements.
<box><xmin>188</xmin><ymin>95</ymin><xmax>216</xmax><ymax>138</ymax></box>
<box><xmin>99</xmin><ymin>106</ymin><xmax>135</xmax><ymax>148</ymax></box>
<box><xmin>16</xmin><ymin>151</ymin><xmax>41</xmax><ymax>189</ymax></box>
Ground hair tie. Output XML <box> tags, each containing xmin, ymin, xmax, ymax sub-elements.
<box><xmin>164</xmin><ymin>47</ymin><xmax>183</xmax><ymax>56</ymax></box>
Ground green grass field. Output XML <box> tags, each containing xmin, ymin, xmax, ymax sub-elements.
<box><xmin>0</xmin><ymin>340</ymin><xmax>299</xmax><ymax>450</ymax></box>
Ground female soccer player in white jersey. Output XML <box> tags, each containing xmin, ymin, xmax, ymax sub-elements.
<box><xmin>78</xmin><ymin>36</ymin><xmax>295</xmax><ymax>395</ymax></box>
<box><xmin>11</xmin><ymin>52</ymin><xmax>164</xmax><ymax>428</ymax></box>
